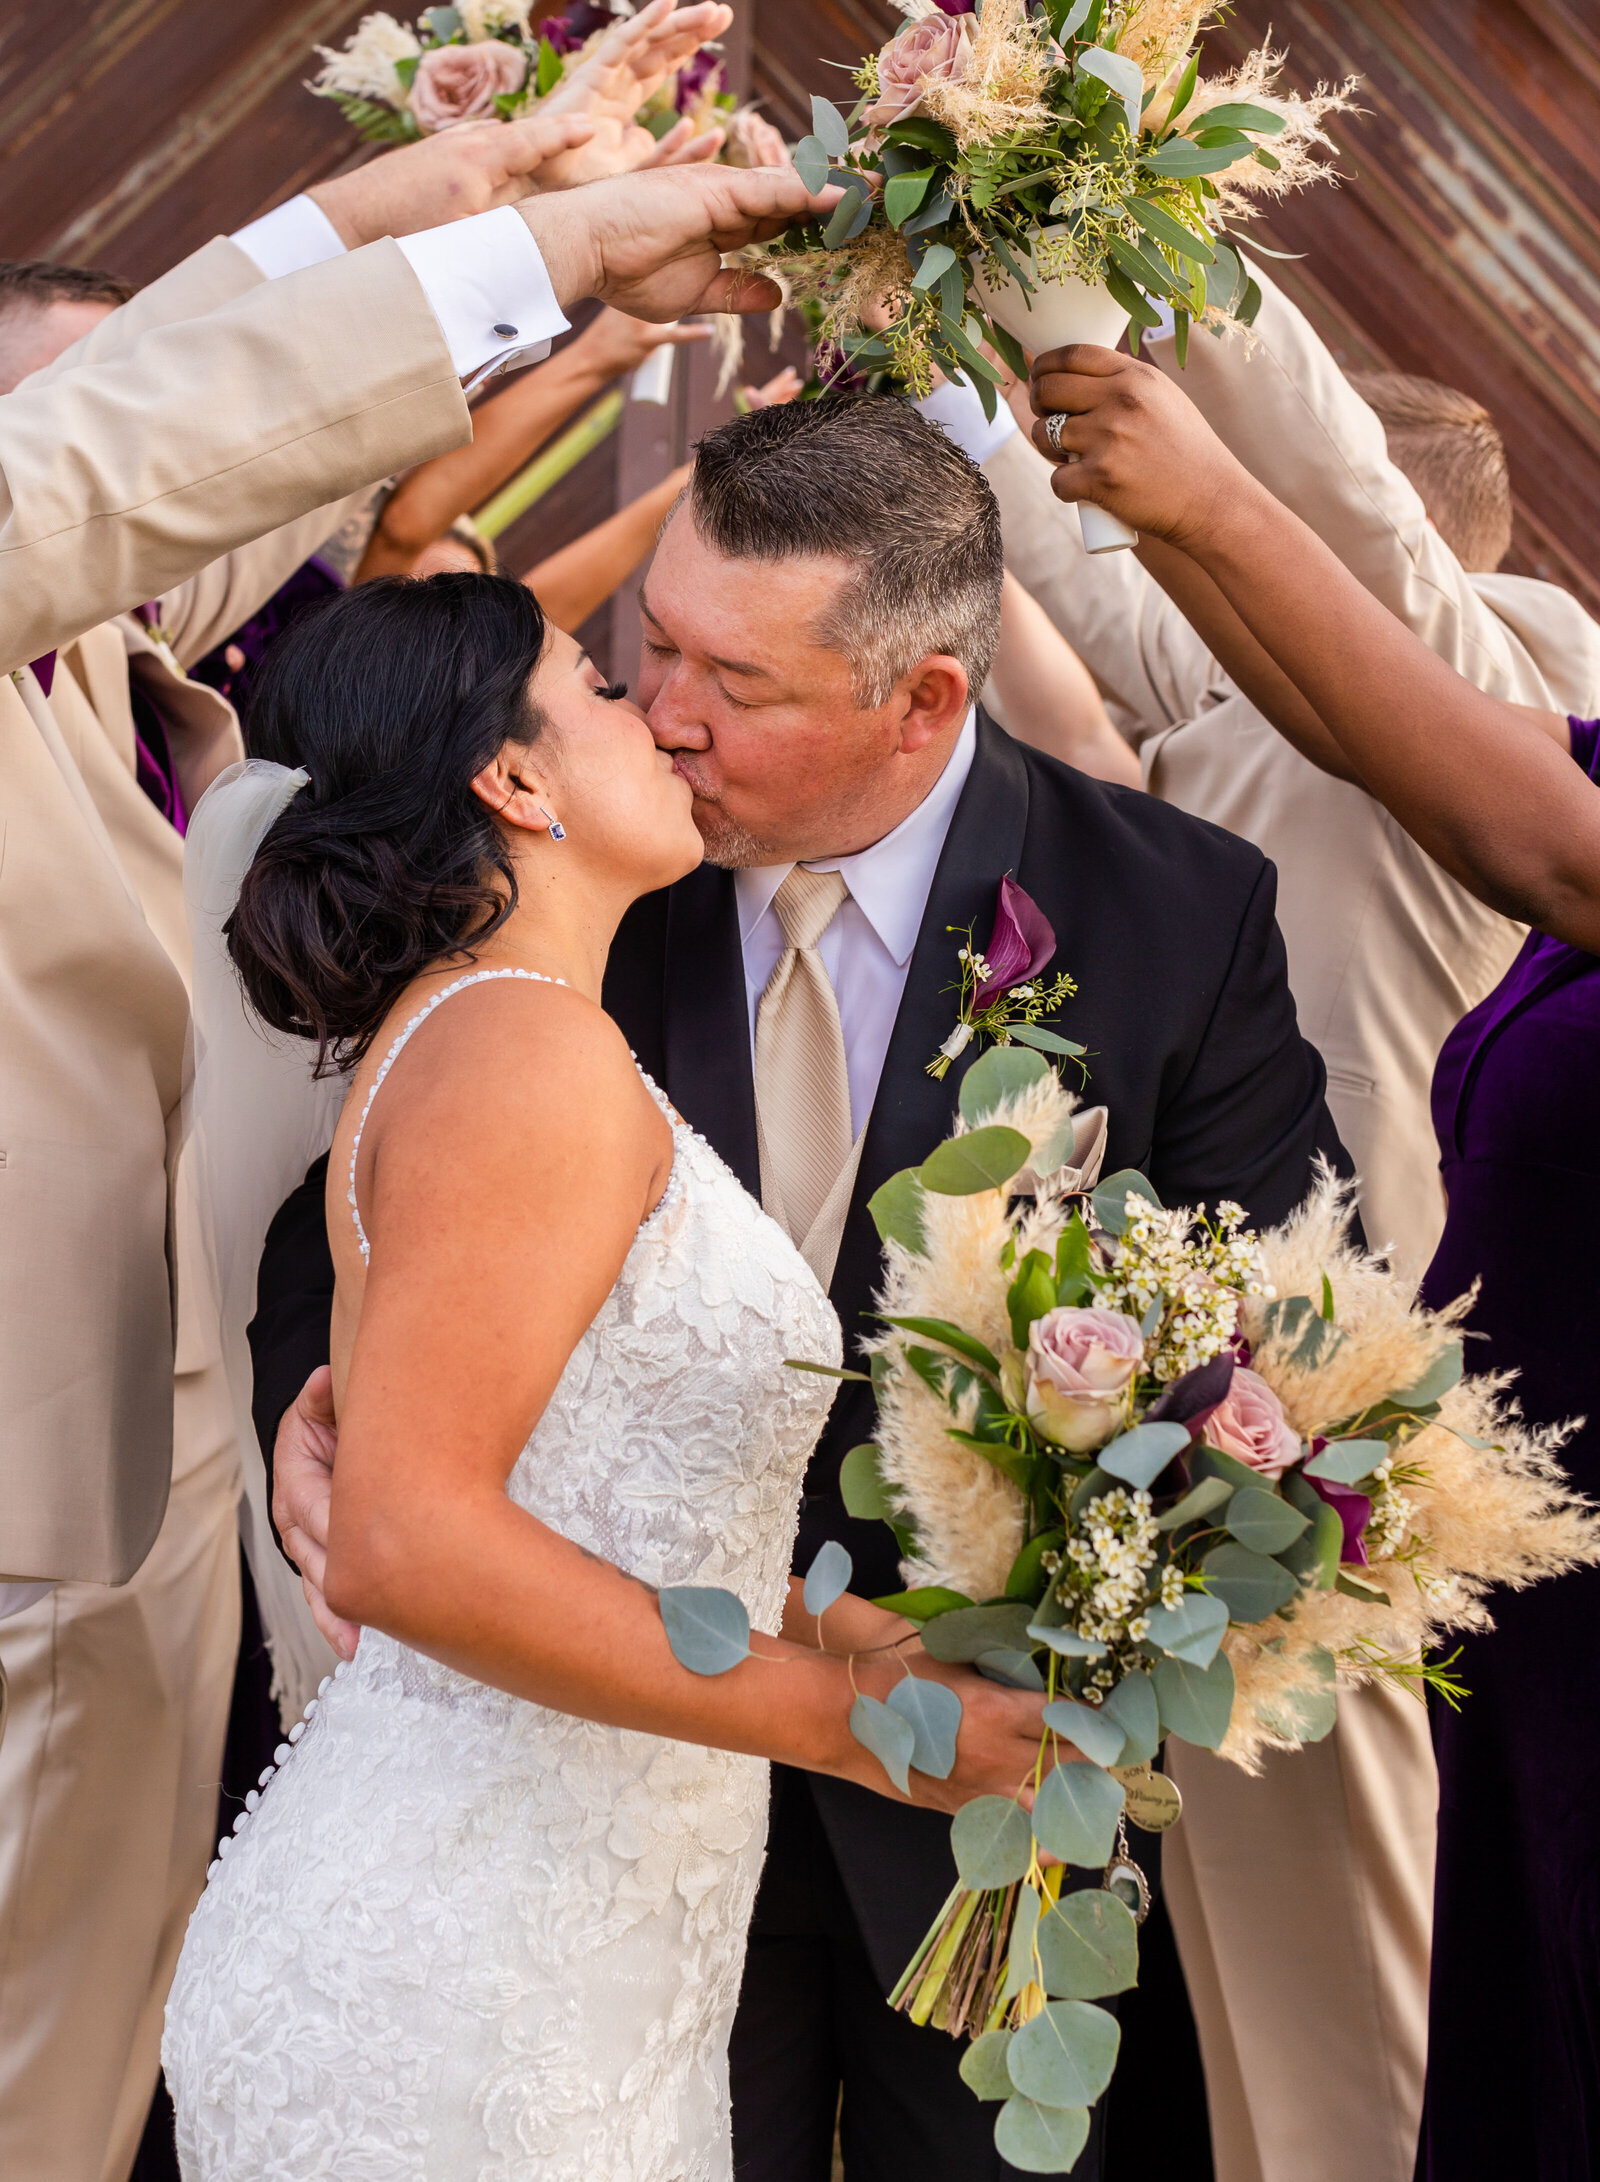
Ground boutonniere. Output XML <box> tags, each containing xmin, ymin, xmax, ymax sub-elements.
<box><xmin>927</xmin><ymin>876</ymin><xmax>1083</xmax><ymax>1079</ymax></box>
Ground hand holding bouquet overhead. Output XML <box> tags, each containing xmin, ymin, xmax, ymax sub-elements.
<box><xmin>751</xmin><ymin>0</ymin><xmax>1351</xmax><ymax>550</ymax></box>
<box><xmin>660</xmin><ymin>1024</ymin><xmax>1599</xmax><ymax>2173</ymax></box>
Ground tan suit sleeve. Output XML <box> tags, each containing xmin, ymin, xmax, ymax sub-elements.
<box><xmin>20</xmin><ymin>237</ymin><xmax>266</xmax><ymax>388</ymax></box>
<box><xmin>0</xmin><ymin>238</ymin><xmax>469</xmax><ymax>673</ymax></box>
<box><xmin>153</xmin><ymin>491</ymin><xmax>374</xmax><ymax>669</ymax></box>
<box><xmin>1148</xmin><ymin>265</ymin><xmax>1556</xmax><ymax>705</ymax></box>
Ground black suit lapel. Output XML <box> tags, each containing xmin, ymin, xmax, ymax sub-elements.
<box><xmin>660</xmin><ymin>861</ymin><xmax>762</xmax><ymax>1195</ymax></box>
<box><xmin>828</xmin><ymin>714</ymin><xmax>1031</xmax><ymax>1361</ymax></box>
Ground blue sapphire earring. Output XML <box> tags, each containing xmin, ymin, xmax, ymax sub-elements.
<box><xmin>539</xmin><ymin>806</ymin><xmax>567</xmax><ymax>843</ymax></box>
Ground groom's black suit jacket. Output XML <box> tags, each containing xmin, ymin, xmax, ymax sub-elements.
<box><xmin>250</xmin><ymin>712</ymin><xmax>1349</xmax><ymax>1993</ymax></box>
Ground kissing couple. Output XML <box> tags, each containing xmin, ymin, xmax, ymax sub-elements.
<box><xmin>163</xmin><ymin>390</ymin><xmax>1345</xmax><ymax>2179</ymax></box>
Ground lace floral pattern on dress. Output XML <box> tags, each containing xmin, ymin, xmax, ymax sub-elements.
<box><xmin>163</xmin><ymin>971</ymin><xmax>842</xmax><ymax>2181</ymax></box>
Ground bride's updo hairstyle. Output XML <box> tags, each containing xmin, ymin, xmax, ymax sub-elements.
<box><xmin>228</xmin><ymin>572</ymin><xmax>549</xmax><ymax>1073</ymax></box>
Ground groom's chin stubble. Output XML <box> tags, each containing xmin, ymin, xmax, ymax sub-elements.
<box><xmin>694</xmin><ymin>806</ymin><xmax>774</xmax><ymax>871</ymax></box>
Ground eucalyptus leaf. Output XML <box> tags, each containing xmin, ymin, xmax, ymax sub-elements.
<box><xmin>887</xmin><ymin>1672</ymin><xmax>962</xmax><ymax>1778</ymax></box>
<box><xmin>1077</xmin><ymin>44</ymin><xmax>1144</xmax><ymax>141</ymax></box>
<box><xmin>903</xmin><ymin>182</ymin><xmax>955</xmax><ymax>237</ymax></box>
<box><xmin>912</xmin><ymin>241</ymin><xmax>959</xmax><ymax>291</ymax></box>
<box><xmin>1152</xmin><ymin>1647</ymin><xmax>1235</xmax><ymax>1748</ymax></box>
<box><xmin>1155</xmin><ymin>1475</ymin><xmax>1233</xmax><ymax>1532</ymax></box>
<box><xmin>839</xmin><ymin>1443</ymin><xmax>893</xmax><ymax>1523</ymax></box>
<box><xmin>1054</xmin><ymin>0</ymin><xmax>1094</xmax><ymax>39</ymax></box>
<box><xmin>1140</xmin><ymin>136</ymin><xmax>1247</xmax><ymax>178</ymax></box>
<box><xmin>1004</xmin><ymin>1881</ymin><xmax>1044</xmax><ymax>1999</ymax></box>
<box><xmin>1043</xmin><ymin>1699</ymin><xmax>1127</xmax><ymax>1769</ymax></box>
<box><xmin>1197</xmin><ymin>99</ymin><xmax>1288</xmax><ymax>135</ymax></box>
<box><xmin>1391</xmin><ymin>1341</ymin><xmax>1464</xmax><ymax>1410</ymax></box>
<box><xmin>921</xmin><ymin>1602</ymin><xmax>1038</xmax><ymax>1662</ymax></box>
<box><xmin>1224</xmin><ymin>1485</ymin><xmax>1309</xmax><ymax>1556</ymax></box>
<box><xmin>978</xmin><ymin>1648</ymin><xmax>1048</xmax><ymax>1690</ymax></box>
<box><xmin>809</xmin><ymin>93</ymin><xmax>850</xmax><ymax>159</ymax></box>
<box><xmin>1304</xmin><ymin>1440</ymin><xmax>1387</xmax><ymax>1485</ymax></box>
<box><xmin>884</xmin><ymin>166</ymin><xmax>937</xmax><ymax>228</ymax></box>
<box><xmin>1090</xmin><ymin>1169</ymin><xmax>1160</xmax><ymax>1237</ymax></box>
<box><xmin>791</xmin><ymin>134</ymin><xmax>830</xmax><ymax>193</ymax></box>
<box><xmin>1337</xmin><ymin>1570</ymin><xmax>1391</xmax><ymax>1606</ymax></box>
<box><xmin>872</xmin><ymin>1584</ymin><xmax>974</xmax><ymax>1621</ymax></box>
<box><xmin>1008</xmin><ymin>1999</ymin><xmax>1121</xmax><ymax>2107</ymax></box>
<box><xmin>1028</xmin><ymin>1623</ymin><xmax>1108</xmax><ymax>1660</ymax></box>
<box><xmin>848</xmin><ymin>1692</ymin><xmax>916</xmax><ymax>1794</ymax></box>
<box><xmin>1190</xmin><ymin>1443</ymin><xmax>1269</xmax><ymax>1496</ymax></box>
<box><xmin>1037</xmin><ymin>1886</ymin><xmax>1140</xmax><ymax>1999</ymax></box>
<box><xmin>1201</xmin><ymin>1541</ymin><xmax>1298</xmax><ymax>1622</ymax></box>
<box><xmin>1102</xmin><ymin>261</ymin><xmax>1164</xmax><ymax>331</ymax></box>
<box><xmin>960</xmin><ymin>2028</ymin><xmax>1018</xmax><ymax>2102</ymax></box>
<box><xmin>920</xmin><ymin>1126</ymin><xmax>1032</xmax><ymax>1196</ymax></box>
<box><xmin>822</xmin><ymin>182</ymin><xmax>872</xmax><ymax>249</ymax></box>
<box><xmin>1032</xmin><ymin>1760</ymin><xmax>1125</xmax><ymax>1868</ymax></box>
<box><xmin>658</xmin><ymin>1585</ymin><xmax>751</xmax><ymax>1675</ymax></box>
<box><xmin>867</xmin><ymin>1169</ymin><xmax>927</xmax><ymax>1253</ymax></box>
<box><xmin>424</xmin><ymin>4</ymin><xmax>463</xmax><ymax>35</ymax></box>
<box><xmin>1099</xmin><ymin>1421</ymin><xmax>1191</xmax><ymax>1491</ymax></box>
<box><xmin>994</xmin><ymin>2097</ymin><xmax>1091</xmax><ymax>2175</ymax></box>
<box><xmin>1128</xmin><ymin>196</ymin><xmax>1215</xmax><ymax>263</ymax></box>
<box><xmin>1008</xmin><ymin>1023</ymin><xmax>1085</xmax><ymax>1056</ymax></box>
<box><xmin>803</xmin><ymin>1539</ymin><xmax>853</xmax><ymax>1618</ymax></box>
<box><xmin>959</xmin><ymin>1045</ymin><xmax>1049</xmax><ymax>1122</ymax></box>
<box><xmin>1099</xmin><ymin>1669</ymin><xmax>1159</xmax><ymax>1764</ymax></box>
<box><xmin>1143</xmin><ymin>1589</ymin><xmax>1228</xmax><ymax>1667</ymax></box>
<box><xmin>952</xmin><ymin>1793</ymin><xmax>1034</xmax><ymax>1888</ymax></box>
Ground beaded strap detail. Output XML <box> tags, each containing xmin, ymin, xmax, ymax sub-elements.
<box><xmin>347</xmin><ymin>969</ymin><xmax>565</xmax><ymax>1263</ymax></box>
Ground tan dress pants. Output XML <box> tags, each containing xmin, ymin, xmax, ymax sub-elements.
<box><xmin>1163</xmin><ymin>1678</ymin><xmax>1436</xmax><ymax>2182</ymax></box>
<box><xmin>0</xmin><ymin>1366</ymin><xmax>239</xmax><ymax>2182</ymax></box>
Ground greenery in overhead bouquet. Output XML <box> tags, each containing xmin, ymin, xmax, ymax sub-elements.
<box><xmin>755</xmin><ymin>0</ymin><xmax>1354</xmax><ymax>407</ymax></box>
<box><xmin>656</xmin><ymin>1041</ymin><xmax>1598</xmax><ymax>2170</ymax></box>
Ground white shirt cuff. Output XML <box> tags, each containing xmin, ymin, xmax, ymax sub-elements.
<box><xmin>398</xmin><ymin>205</ymin><xmax>569</xmax><ymax>389</ymax></box>
<box><xmin>917</xmin><ymin>375</ymin><xmax>1019</xmax><ymax>466</ymax></box>
<box><xmin>231</xmin><ymin>194</ymin><xmax>348</xmax><ymax>279</ymax></box>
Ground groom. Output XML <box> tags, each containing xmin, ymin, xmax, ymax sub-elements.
<box><xmin>259</xmin><ymin>393</ymin><xmax>1348</xmax><ymax>2179</ymax></box>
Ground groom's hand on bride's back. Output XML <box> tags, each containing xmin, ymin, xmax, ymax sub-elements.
<box><xmin>273</xmin><ymin>1366</ymin><xmax>360</xmax><ymax>1662</ymax></box>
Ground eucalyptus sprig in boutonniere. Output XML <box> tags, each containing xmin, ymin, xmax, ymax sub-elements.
<box><xmin>928</xmin><ymin>877</ymin><xmax>1082</xmax><ymax>1079</ymax></box>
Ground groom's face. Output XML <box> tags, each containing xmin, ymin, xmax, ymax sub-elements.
<box><xmin>636</xmin><ymin>508</ymin><xmax>968</xmax><ymax>867</ymax></box>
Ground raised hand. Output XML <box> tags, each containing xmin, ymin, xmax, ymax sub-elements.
<box><xmin>1028</xmin><ymin>342</ymin><xmax>1247</xmax><ymax>547</ymax></box>
<box><xmin>567</xmin><ymin>304</ymin><xmax>712</xmax><ymax>382</ymax></box>
<box><xmin>308</xmin><ymin>113</ymin><xmax>599</xmax><ymax>245</ymax></box>
<box><xmin>541</xmin><ymin>0</ymin><xmax>734</xmax><ymax>130</ymax></box>
<box><xmin>519</xmin><ymin>162</ymin><xmax>840</xmax><ymax>320</ymax></box>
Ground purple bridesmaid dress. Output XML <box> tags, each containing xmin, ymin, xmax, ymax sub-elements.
<box><xmin>1415</xmin><ymin>717</ymin><xmax>1600</xmax><ymax>2179</ymax></box>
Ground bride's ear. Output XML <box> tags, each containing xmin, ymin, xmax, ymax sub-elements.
<box><xmin>470</xmin><ymin>744</ymin><xmax>560</xmax><ymax>839</ymax></box>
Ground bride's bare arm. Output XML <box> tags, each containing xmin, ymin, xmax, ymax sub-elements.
<box><xmin>322</xmin><ymin>983</ymin><xmax>1045</xmax><ymax>1808</ymax></box>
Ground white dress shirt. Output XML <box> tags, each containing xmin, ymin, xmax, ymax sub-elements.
<box><xmin>735</xmin><ymin>708</ymin><xmax>977</xmax><ymax>1138</ymax></box>
<box><xmin>231</xmin><ymin>195</ymin><xmax>569</xmax><ymax>390</ymax></box>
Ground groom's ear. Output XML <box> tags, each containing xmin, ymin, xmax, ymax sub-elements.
<box><xmin>894</xmin><ymin>655</ymin><xmax>970</xmax><ymax>754</ymax></box>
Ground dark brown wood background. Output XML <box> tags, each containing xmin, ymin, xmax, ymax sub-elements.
<box><xmin>4</xmin><ymin>0</ymin><xmax>1595</xmax><ymax>629</ymax></box>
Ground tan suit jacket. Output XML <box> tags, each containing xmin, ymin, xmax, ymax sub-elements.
<box><xmin>0</xmin><ymin>235</ymin><xmax>469</xmax><ymax>1585</ymax></box>
<box><xmin>988</xmin><ymin>265</ymin><xmax>1600</xmax><ymax>1277</ymax></box>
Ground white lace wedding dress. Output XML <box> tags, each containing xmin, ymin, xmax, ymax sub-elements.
<box><xmin>162</xmin><ymin>970</ymin><xmax>842</xmax><ymax>2181</ymax></box>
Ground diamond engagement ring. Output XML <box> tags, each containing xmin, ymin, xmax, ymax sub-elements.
<box><xmin>1043</xmin><ymin>411</ymin><xmax>1077</xmax><ymax>462</ymax></box>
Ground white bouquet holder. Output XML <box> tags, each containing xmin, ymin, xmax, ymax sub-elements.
<box><xmin>969</xmin><ymin>234</ymin><xmax>1138</xmax><ymax>555</ymax></box>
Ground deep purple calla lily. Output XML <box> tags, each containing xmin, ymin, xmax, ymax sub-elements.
<box><xmin>932</xmin><ymin>0</ymin><xmax>977</xmax><ymax>13</ymax></box>
<box><xmin>983</xmin><ymin>877</ymin><xmax>1057</xmax><ymax>1001</ymax></box>
<box><xmin>1309</xmin><ymin>1474</ymin><xmax>1371</xmax><ymax>1567</ymax></box>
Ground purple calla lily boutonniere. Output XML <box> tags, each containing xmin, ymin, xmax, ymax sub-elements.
<box><xmin>927</xmin><ymin>876</ymin><xmax>1083</xmax><ymax>1078</ymax></box>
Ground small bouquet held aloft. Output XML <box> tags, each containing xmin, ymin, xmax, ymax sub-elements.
<box><xmin>760</xmin><ymin>0</ymin><xmax>1351</xmax><ymax>549</ymax></box>
<box><xmin>820</xmin><ymin>1049</ymin><xmax>1593</xmax><ymax>2170</ymax></box>
<box><xmin>312</xmin><ymin>2</ymin><xmax>736</xmax><ymax>147</ymax></box>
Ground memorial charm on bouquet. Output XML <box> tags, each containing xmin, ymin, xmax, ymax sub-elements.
<box><xmin>755</xmin><ymin>0</ymin><xmax>1352</xmax><ymax>551</ymax></box>
<box><xmin>657</xmin><ymin>1040</ymin><xmax>1599</xmax><ymax>2171</ymax></box>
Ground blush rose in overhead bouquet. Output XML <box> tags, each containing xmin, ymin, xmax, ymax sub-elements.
<box><xmin>652</xmin><ymin>1032</ymin><xmax>1599</xmax><ymax>2172</ymax></box>
<box><xmin>752</xmin><ymin>0</ymin><xmax>1352</xmax><ymax>550</ymax></box>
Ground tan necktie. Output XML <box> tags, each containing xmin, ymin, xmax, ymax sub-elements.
<box><xmin>755</xmin><ymin>867</ymin><xmax>854</xmax><ymax>1248</ymax></box>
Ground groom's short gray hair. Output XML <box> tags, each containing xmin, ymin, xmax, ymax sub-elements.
<box><xmin>688</xmin><ymin>393</ymin><xmax>1004</xmax><ymax>706</ymax></box>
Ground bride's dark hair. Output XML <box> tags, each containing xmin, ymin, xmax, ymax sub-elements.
<box><xmin>228</xmin><ymin>572</ymin><xmax>549</xmax><ymax>1072</ymax></box>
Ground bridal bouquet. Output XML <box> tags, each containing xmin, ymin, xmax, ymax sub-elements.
<box><xmin>659</xmin><ymin>1044</ymin><xmax>1598</xmax><ymax>2171</ymax></box>
<box><xmin>312</xmin><ymin>3</ymin><xmax>737</xmax><ymax>148</ymax></box>
<box><xmin>758</xmin><ymin>0</ymin><xmax>1351</xmax><ymax>409</ymax></box>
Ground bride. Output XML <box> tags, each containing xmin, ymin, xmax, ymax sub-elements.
<box><xmin>161</xmin><ymin>571</ymin><xmax>1047</xmax><ymax>2179</ymax></box>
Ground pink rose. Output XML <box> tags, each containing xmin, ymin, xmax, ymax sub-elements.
<box><xmin>863</xmin><ymin>13</ymin><xmax>974</xmax><ymax>131</ymax></box>
<box><xmin>1203</xmin><ymin>1367</ymin><xmax>1300</xmax><ymax>1479</ymax></box>
<box><xmin>408</xmin><ymin>40</ymin><xmax>527</xmax><ymax>132</ymax></box>
<box><xmin>1025</xmin><ymin>1307</ymin><xmax>1144</xmax><ymax>1454</ymax></box>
